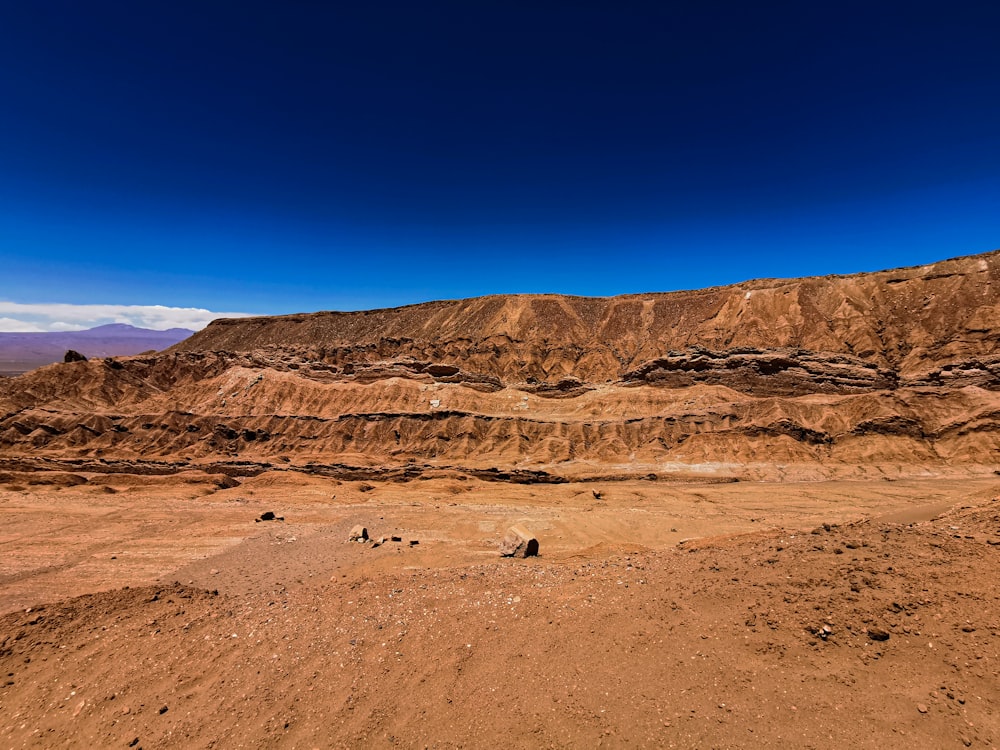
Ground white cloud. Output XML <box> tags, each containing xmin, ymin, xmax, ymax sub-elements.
<box><xmin>0</xmin><ymin>317</ymin><xmax>47</xmax><ymax>332</ymax></box>
<box><xmin>0</xmin><ymin>302</ymin><xmax>256</xmax><ymax>332</ymax></box>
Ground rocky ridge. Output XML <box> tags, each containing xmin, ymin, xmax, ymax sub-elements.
<box><xmin>0</xmin><ymin>251</ymin><xmax>997</xmax><ymax>481</ymax></box>
<box><xmin>174</xmin><ymin>250</ymin><xmax>1000</xmax><ymax>382</ymax></box>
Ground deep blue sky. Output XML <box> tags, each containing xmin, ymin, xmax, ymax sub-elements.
<box><xmin>1</xmin><ymin>0</ymin><xmax>998</xmax><ymax>318</ymax></box>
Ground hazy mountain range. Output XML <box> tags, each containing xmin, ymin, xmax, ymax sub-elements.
<box><xmin>0</xmin><ymin>324</ymin><xmax>193</xmax><ymax>376</ymax></box>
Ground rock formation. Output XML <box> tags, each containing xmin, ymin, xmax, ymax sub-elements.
<box><xmin>0</xmin><ymin>250</ymin><xmax>996</xmax><ymax>482</ymax></box>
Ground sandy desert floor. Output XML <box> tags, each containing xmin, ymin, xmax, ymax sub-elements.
<box><xmin>2</xmin><ymin>252</ymin><xmax>998</xmax><ymax>747</ymax></box>
<box><xmin>2</xmin><ymin>471</ymin><xmax>999</xmax><ymax>748</ymax></box>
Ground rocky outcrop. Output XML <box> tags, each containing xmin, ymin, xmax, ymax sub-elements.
<box><xmin>0</xmin><ymin>251</ymin><xmax>997</xmax><ymax>481</ymax></box>
<box><xmin>173</xmin><ymin>250</ymin><xmax>1000</xmax><ymax>383</ymax></box>
<box><xmin>622</xmin><ymin>348</ymin><xmax>898</xmax><ymax>395</ymax></box>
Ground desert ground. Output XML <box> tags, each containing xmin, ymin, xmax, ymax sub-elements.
<box><xmin>2</xmin><ymin>472</ymin><xmax>999</xmax><ymax>748</ymax></box>
<box><xmin>2</xmin><ymin>251</ymin><xmax>998</xmax><ymax>748</ymax></box>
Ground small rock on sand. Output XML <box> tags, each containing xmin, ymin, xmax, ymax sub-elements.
<box><xmin>499</xmin><ymin>526</ymin><xmax>539</xmax><ymax>558</ymax></box>
<box><xmin>349</xmin><ymin>525</ymin><xmax>369</xmax><ymax>542</ymax></box>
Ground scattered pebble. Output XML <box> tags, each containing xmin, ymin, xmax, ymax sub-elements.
<box><xmin>348</xmin><ymin>525</ymin><xmax>369</xmax><ymax>542</ymax></box>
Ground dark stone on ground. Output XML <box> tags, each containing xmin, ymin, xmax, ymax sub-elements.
<box><xmin>349</xmin><ymin>525</ymin><xmax>369</xmax><ymax>542</ymax></box>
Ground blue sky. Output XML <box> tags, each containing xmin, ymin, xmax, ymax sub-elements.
<box><xmin>1</xmin><ymin>1</ymin><xmax>998</xmax><ymax>329</ymax></box>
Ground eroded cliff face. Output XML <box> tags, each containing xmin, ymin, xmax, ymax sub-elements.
<box><xmin>1</xmin><ymin>251</ymin><xmax>997</xmax><ymax>481</ymax></box>
<box><xmin>173</xmin><ymin>250</ymin><xmax>1000</xmax><ymax>383</ymax></box>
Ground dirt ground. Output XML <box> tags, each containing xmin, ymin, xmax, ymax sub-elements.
<box><xmin>2</xmin><ymin>252</ymin><xmax>998</xmax><ymax>747</ymax></box>
<box><xmin>2</xmin><ymin>472</ymin><xmax>999</xmax><ymax>748</ymax></box>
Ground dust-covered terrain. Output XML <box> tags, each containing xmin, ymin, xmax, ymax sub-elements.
<box><xmin>1</xmin><ymin>251</ymin><xmax>998</xmax><ymax>747</ymax></box>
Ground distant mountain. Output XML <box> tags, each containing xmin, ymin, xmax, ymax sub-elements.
<box><xmin>0</xmin><ymin>324</ymin><xmax>194</xmax><ymax>376</ymax></box>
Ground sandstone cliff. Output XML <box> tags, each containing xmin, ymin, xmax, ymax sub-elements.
<box><xmin>1</xmin><ymin>251</ymin><xmax>997</xmax><ymax>481</ymax></box>
<box><xmin>174</xmin><ymin>250</ymin><xmax>1000</xmax><ymax>386</ymax></box>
